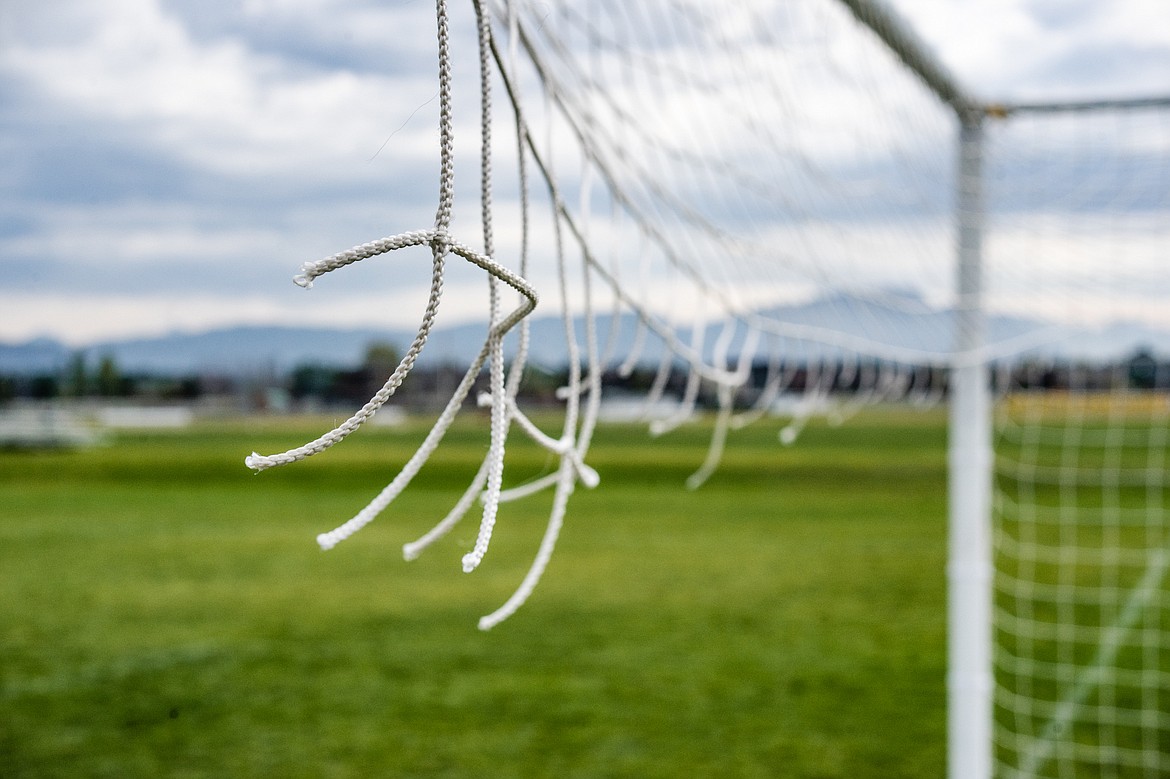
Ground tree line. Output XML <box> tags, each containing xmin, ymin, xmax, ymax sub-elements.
<box><xmin>1</xmin><ymin>342</ymin><xmax>1164</xmax><ymax>407</ymax></box>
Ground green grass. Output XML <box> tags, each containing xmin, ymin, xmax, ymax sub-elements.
<box><xmin>0</xmin><ymin>409</ymin><xmax>948</xmax><ymax>778</ymax></box>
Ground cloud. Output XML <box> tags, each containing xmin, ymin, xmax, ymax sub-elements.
<box><xmin>0</xmin><ymin>0</ymin><xmax>486</xmax><ymax>343</ymax></box>
<box><xmin>2</xmin><ymin>0</ymin><xmax>446</xmax><ymax>180</ymax></box>
<box><xmin>894</xmin><ymin>0</ymin><xmax>1170</xmax><ymax>100</ymax></box>
<box><xmin>0</xmin><ymin>0</ymin><xmax>1168</xmax><ymax>349</ymax></box>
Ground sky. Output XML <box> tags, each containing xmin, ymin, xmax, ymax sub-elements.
<box><xmin>2</xmin><ymin>0</ymin><xmax>1169</xmax><ymax>346</ymax></box>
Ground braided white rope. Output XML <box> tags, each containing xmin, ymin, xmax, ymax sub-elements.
<box><xmin>475</xmin><ymin>109</ymin><xmax>586</xmax><ymax>624</ymax></box>
<box><xmin>477</xmin><ymin>456</ymin><xmax>574</xmax><ymax>631</ymax></box>
<box><xmin>290</xmin><ymin>231</ymin><xmax>433</xmax><ymax>289</ymax></box>
<box><xmin>615</xmin><ymin>232</ymin><xmax>651</xmax><ymax>378</ymax></box>
<box><xmin>686</xmin><ymin>384</ymin><xmax>735</xmax><ymax>491</ymax></box>
<box><xmin>485</xmin><ymin>14</ymin><xmax>755</xmax><ymax>392</ymax></box>
<box><xmin>492</xmin><ymin>1</ymin><xmax>982</xmax><ymax>377</ymax></box>
<box><xmin>479</xmin><ymin>99</ymin><xmax>616</xmax><ymax>630</ymax></box>
<box><xmin>245</xmin><ymin>231</ymin><xmax>442</xmax><ymax>472</ymax></box>
<box><xmin>731</xmin><ymin>334</ymin><xmax>805</xmax><ymax>430</ymax></box>
<box><xmin>596</xmin><ymin>204</ymin><xmax>626</xmax><ymax>371</ymax></box>
<box><xmin>494</xmin><ymin>472</ymin><xmax>560</xmax><ymax>503</ymax></box>
<box><xmin>251</xmin><ymin>0</ymin><xmax>960</xmax><ymax>629</ymax></box>
<box><xmin>248</xmin><ymin>0</ymin><xmax>460</xmax><ymax>474</ymax></box>
<box><xmin>477</xmin><ymin>191</ymin><xmax>587</xmax><ymax>630</ymax></box>
<box><xmin>640</xmin><ymin>347</ymin><xmax>675</xmax><ymax>421</ymax></box>
<box><xmin>648</xmin><ymin>310</ymin><xmax>707</xmax><ymax>438</ymax></box>
<box><xmin>400</xmin><ymin>0</ymin><xmax>537</xmax><ymax>571</ymax></box>
<box><xmin>249</xmin><ymin>0</ymin><xmax>544</xmax><ymax>579</ymax></box>
<box><xmin>778</xmin><ymin>355</ymin><xmax>838</xmax><ymax>446</ymax></box>
<box><xmin>686</xmin><ymin>323</ymin><xmax>760</xmax><ymax>489</ymax></box>
<box><xmin>465</xmin><ymin>0</ymin><xmax>510</xmax><ymax>575</ymax></box>
<box><xmin>616</xmin><ymin>317</ymin><xmax>648</xmax><ymax>378</ymax></box>
<box><xmin>245</xmin><ymin>236</ymin><xmax>536</xmax><ymax>476</ymax></box>
<box><xmin>316</xmin><ymin>241</ymin><xmax>536</xmax><ymax>551</ymax></box>
<box><xmin>484</xmin><ymin>394</ymin><xmax>600</xmax><ymax>489</ymax></box>
<box><xmin>570</xmin><ymin>175</ymin><xmax>605</xmax><ymax>462</ymax></box>
<box><xmin>402</xmin><ymin>457</ymin><xmax>489</xmax><ymax>561</ymax></box>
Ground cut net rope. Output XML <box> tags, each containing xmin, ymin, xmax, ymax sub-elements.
<box><xmin>245</xmin><ymin>0</ymin><xmax>998</xmax><ymax>628</ymax></box>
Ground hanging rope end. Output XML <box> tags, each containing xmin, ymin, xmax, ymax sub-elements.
<box><xmin>576</xmin><ymin>462</ymin><xmax>600</xmax><ymax>489</ymax></box>
<box><xmin>245</xmin><ymin>452</ymin><xmax>269</xmax><ymax>471</ymax></box>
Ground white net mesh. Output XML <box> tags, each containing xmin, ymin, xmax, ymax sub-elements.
<box><xmin>248</xmin><ymin>0</ymin><xmax>959</xmax><ymax>628</ymax></box>
<box><xmin>988</xmin><ymin>106</ymin><xmax>1170</xmax><ymax>778</ymax></box>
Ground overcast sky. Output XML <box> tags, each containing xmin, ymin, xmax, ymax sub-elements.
<box><xmin>2</xmin><ymin>0</ymin><xmax>1168</xmax><ymax>346</ymax></box>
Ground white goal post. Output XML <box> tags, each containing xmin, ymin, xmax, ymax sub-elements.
<box><xmin>849</xmin><ymin>6</ymin><xmax>1170</xmax><ymax>774</ymax></box>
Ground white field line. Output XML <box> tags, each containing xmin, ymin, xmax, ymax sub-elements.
<box><xmin>1016</xmin><ymin>546</ymin><xmax>1170</xmax><ymax>778</ymax></box>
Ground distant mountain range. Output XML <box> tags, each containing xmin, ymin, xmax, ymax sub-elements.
<box><xmin>2</xmin><ymin>292</ymin><xmax>1165</xmax><ymax>376</ymax></box>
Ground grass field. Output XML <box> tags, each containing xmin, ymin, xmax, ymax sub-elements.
<box><xmin>1</xmin><ymin>408</ymin><xmax>949</xmax><ymax>778</ymax></box>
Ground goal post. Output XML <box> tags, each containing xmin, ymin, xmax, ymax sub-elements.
<box><xmin>836</xmin><ymin>6</ymin><xmax>1170</xmax><ymax>776</ymax></box>
<box><xmin>949</xmin><ymin>113</ymin><xmax>994</xmax><ymax>779</ymax></box>
<box><xmin>837</xmin><ymin>6</ymin><xmax>997</xmax><ymax>775</ymax></box>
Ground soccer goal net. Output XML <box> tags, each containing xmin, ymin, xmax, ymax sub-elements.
<box><xmin>987</xmin><ymin>104</ymin><xmax>1170</xmax><ymax>778</ymax></box>
<box><xmin>247</xmin><ymin>1</ymin><xmax>1170</xmax><ymax>775</ymax></box>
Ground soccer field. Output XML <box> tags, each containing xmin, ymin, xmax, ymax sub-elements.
<box><xmin>1</xmin><ymin>409</ymin><xmax>948</xmax><ymax>777</ymax></box>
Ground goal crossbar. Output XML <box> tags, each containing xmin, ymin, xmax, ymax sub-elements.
<box><xmin>989</xmin><ymin>95</ymin><xmax>1170</xmax><ymax>116</ymax></box>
